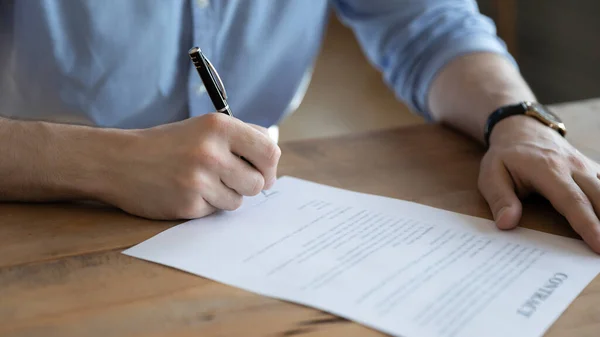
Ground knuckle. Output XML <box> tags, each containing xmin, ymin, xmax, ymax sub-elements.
<box><xmin>247</xmin><ymin>175</ymin><xmax>265</xmax><ymax>196</ymax></box>
<box><xmin>203</xmin><ymin>113</ymin><xmax>231</xmax><ymax>134</ymax></box>
<box><xmin>542</xmin><ymin>154</ymin><xmax>560</xmax><ymax>168</ymax></box>
<box><xmin>176</xmin><ymin>171</ymin><xmax>209</xmax><ymax>192</ymax></box>
<box><xmin>540</xmin><ymin>153</ymin><xmax>568</xmax><ymax>175</ymax></box>
<box><xmin>570</xmin><ymin>192</ymin><xmax>592</xmax><ymax>208</ymax></box>
<box><xmin>223</xmin><ymin>194</ymin><xmax>243</xmax><ymax>211</ymax></box>
<box><xmin>196</xmin><ymin>144</ymin><xmax>224</xmax><ymax>170</ymax></box>
<box><xmin>557</xmin><ymin>187</ymin><xmax>592</xmax><ymax>212</ymax></box>
<box><xmin>173</xmin><ymin>197</ymin><xmax>203</xmax><ymax>219</ymax></box>
<box><xmin>567</xmin><ymin>154</ymin><xmax>587</xmax><ymax>171</ymax></box>
<box><xmin>265</xmin><ymin>143</ymin><xmax>282</xmax><ymax>166</ymax></box>
<box><xmin>192</xmin><ymin>172</ymin><xmax>211</xmax><ymax>190</ymax></box>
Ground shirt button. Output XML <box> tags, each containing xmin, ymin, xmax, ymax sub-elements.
<box><xmin>196</xmin><ymin>84</ymin><xmax>207</xmax><ymax>96</ymax></box>
<box><xmin>195</xmin><ymin>0</ymin><xmax>209</xmax><ymax>8</ymax></box>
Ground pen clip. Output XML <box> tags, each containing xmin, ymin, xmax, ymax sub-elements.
<box><xmin>204</xmin><ymin>56</ymin><xmax>228</xmax><ymax>100</ymax></box>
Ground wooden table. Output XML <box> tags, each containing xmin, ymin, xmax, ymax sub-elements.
<box><xmin>1</xmin><ymin>100</ymin><xmax>599</xmax><ymax>337</ymax></box>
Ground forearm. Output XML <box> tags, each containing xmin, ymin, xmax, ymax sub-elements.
<box><xmin>428</xmin><ymin>52</ymin><xmax>536</xmax><ymax>143</ymax></box>
<box><xmin>0</xmin><ymin>117</ymin><xmax>130</xmax><ymax>201</ymax></box>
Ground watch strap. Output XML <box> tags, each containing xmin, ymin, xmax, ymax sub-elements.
<box><xmin>484</xmin><ymin>102</ymin><xmax>528</xmax><ymax>148</ymax></box>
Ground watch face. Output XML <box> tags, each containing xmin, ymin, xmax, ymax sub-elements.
<box><xmin>529</xmin><ymin>102</ymin><xmax>563</xmax><ymax>124</ymax></box>
<box><xmin>524</xmin><ymin>102</ymin><xmax>566</xmax><ymax>136</ymax></box>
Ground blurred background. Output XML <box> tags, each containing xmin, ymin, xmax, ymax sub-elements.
<box><xmin>280</xmin><ymin>0</ymin><xmax>600</xmax><ymax>142</ymax></box>
<box><xmin>279</xmin><ymin>14</ymin><xmax>420</xmax><ymax>142</ymax></box>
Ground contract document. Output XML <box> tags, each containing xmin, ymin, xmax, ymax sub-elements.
<box><xmin>124</xmin><ymin>177</ymin><xmax>600</xmax><ymax>337</ymax></box>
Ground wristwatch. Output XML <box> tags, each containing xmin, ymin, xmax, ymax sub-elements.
<box><xmin>484</xmin><ymin>101</ymin><xmax>566</xmax><ymax>148</ymax></box>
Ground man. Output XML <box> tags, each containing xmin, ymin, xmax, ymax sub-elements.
<box><xmin>1</xmin><ymin>1</ymin><xmax>599</xmax><ymax>252</ymax></box>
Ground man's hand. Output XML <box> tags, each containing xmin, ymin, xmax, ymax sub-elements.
<box><xmin>101</xmin><ymin>113</ymin><xmax>281</xmax><ymax>220</ymax></box>
<box><xmin>428</xmin><ymin>52</ymin><xmax>600</xmax><ymax>253</ymax></box>
<box><xmin>479</xmin><ymin>115</ymin><xmax>600</xmax><ymax>252</ymax></box>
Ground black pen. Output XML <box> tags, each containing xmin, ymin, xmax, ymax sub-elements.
<box><xmin>188</xmin><ymin>47</ymin><xmax>232</xmax><ymax>116</ymax></box>
<box><xmin>188</xmin><ymin>47</ymin><xmax>267</xmax><ymax>196</ymax></box>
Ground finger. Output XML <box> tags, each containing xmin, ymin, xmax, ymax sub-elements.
<box><xmin>220</xmin><ymin>155</ymin><xmax>266</xmax><ymax>196</ymax></box>
<box><xmin>532</xmin><ymin>172</ymin><xmax>600</xmax><ymax>253</ymax></box>
<box><xmin>202</xmin><ymin>176</ymin><xmax>244</xmax><ymax>211</ymax></box>
<box><xmin>573</xmin><ymin>171</ymin><xmax>600</xmax><ymax>217</ymax></box>
<box><xmin>249</xmin><ymin>124</ymin><xmax>269</xmax><ymax>136</ymax></box>
<box><xmin>228</xmin><ymin>122</ymin><xmax>281</xmax><ymax>188</ymax></box>
<box><xmin>250</xmin><ymin>124</ymin><xmax>279</xmax><ymax>144</ymax></box>
<box><xmin>179</xmin><ymin>202</ymin><xmax>217</xmax><ymax>220</ymax></box>
<box><xmin>478</xmin><ymin>158</ymin><xmax>523</xmax><ymax>230</ymax></box>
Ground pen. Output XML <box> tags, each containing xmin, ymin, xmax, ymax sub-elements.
<box><xmin>188</xmin><ymin>47</ymin><xmax>232</xmax><ymax>116</ymax></box>
<box><xmin>188</xmin><ymin>47</ymin><xmax>267</xmax><ymax>196</ymax></box>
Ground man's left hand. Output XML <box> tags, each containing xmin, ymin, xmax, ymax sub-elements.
<box><xmin>478</xmin><ymin>115</ymin><xmax>600</xmax><ymax>253</ymax></box>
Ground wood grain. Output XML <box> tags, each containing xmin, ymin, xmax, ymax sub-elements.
<box><xmin>0</xmin><ymin>202</ymin><xmax>178</xmax><ymax>268</ymax></box>
<box><xmin>1</xmin><ymin>100</ymin><xmax>599</xmax><ymax>336</ymax></box>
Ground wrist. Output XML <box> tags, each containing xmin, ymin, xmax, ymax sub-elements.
<box><xmin>486</xmin><ymin>101</ymin><xmax>566</xmax><ymax>148</ymax></box>
<box><xmin>45</xmin><ymin>123</ymin><xmax>141</xmax><ymax>202</ymax></box>
<box><xmin>488</xmin><ymin>114</ymin><xmax>557</xmax><ymax>147</ymax></box>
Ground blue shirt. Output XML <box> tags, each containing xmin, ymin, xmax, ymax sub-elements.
<box><xmin>0</xmin><ymin>0</ymin><xmax>511</xmax><ymax>128</ymax></box>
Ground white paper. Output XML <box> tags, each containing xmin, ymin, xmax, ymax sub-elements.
<box><xmin>124</xmin><ymin>177</ymin><xmax>600</xmax><ymax>337</ymax></box>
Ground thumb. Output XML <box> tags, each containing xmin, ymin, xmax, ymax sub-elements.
<box><xmin>478</xmin><ymin>159</ymin><xmax>523</xmax><ymax>230</ymax></box>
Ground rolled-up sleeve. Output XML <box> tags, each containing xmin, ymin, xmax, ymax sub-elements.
<box><xmin>332</xmin><ymin>0</ymin><xmax>515</xmax><ymax>120</ymax></box>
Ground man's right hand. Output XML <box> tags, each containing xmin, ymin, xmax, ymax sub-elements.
<box><xmin>0</xmin><ymin>114</ymin><xmax>280</xmax><ymax>219</ymax></box>
<box><xmin>99</xmin><ymin>113</ymin><xmax>281</xmax><ymax>219</ymax></box>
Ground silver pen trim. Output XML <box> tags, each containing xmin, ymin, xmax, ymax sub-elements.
<box><xmin>217</xmin><ymin>104</ymin><xmax>230</xmax><ymax>114</ymax></box>
<box><xmin>204</xmin><ymin>57</ymin><xmax>228</xmax><ymax>100</ymax></box>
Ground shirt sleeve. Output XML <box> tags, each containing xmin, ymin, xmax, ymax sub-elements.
<box><xmin>332</xmin><ymin>0</ymin><xmax>516</xmax><ymax>120</ymax></box>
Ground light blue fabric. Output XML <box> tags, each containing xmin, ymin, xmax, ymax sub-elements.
<box><xmin>0</xmin><ymin>0</ymin><xmax>512</xmax><ymax>128</ymax></box>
